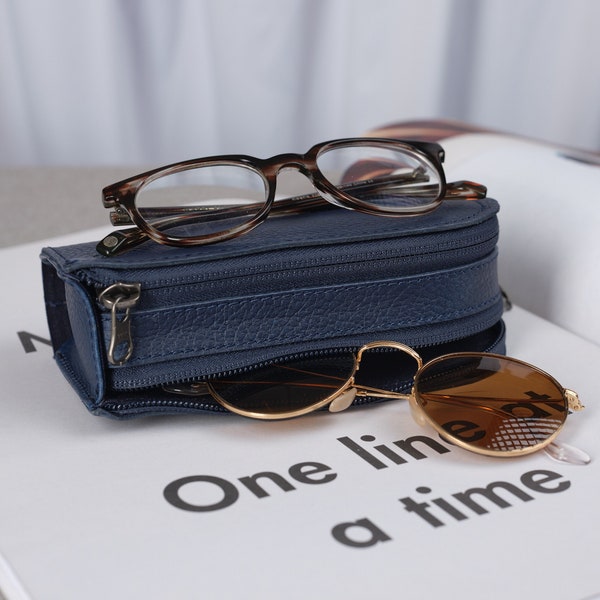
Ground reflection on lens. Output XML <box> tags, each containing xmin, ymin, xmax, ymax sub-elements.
<box><xmin>316</xmin><ymin>142</ymin><xmax>442</xmax><ymax>213</ymax></box>
<box><xmin>208</xmin><ymin>354</ymin><xmax>356</xmax><ymax>418</ymax></box>
<box><xmin>414</xmin><ymin>354</ymin><xmax>568</xmax><ymax>453</ymax></box>
<box><xmin>136</xmin><ymin>163</ymin><xmax>268</xmax><ymax>239</ymax></box>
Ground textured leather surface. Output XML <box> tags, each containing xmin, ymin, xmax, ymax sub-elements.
<box><xmin>41</xmin><ymin>199</ymin><xmax>498</xmax><ymax>272</ymax></box>
<box><xmin>111</xmin><ymin>253</ymin><xmax>499</xmax><ymax>366</ymax></box>
<box><xmin>40</xmin><ymin>198</ymin><xmax>502</xmax><ymax>415</ymax></box>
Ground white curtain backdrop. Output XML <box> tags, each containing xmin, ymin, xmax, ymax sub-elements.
<box><xmin>1</xmin><ymin>0</ymin><xmax>599</xmax><ymax>166</ymax></box>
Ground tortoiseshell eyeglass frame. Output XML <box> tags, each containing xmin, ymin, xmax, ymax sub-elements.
<box><xmin>96</xmin><ymin>137</ymin><xmax>487</xmax><ymax>257</ymax></box>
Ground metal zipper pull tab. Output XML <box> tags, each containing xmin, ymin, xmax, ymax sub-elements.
<box><xmin>98</xmin><ymin>282</ymin><xmax>142</xmax><ymax>366</ymax></box>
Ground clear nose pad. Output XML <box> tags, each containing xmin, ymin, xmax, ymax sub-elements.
<box><xmin>408</xmin><ymin>392</ymin><xmax>427</xmax><ymax>427</ymax></box>
<box><xmin>329</xmin><ymin>387</ymin><xmax>357</xmax><ymax>413</ymax></box>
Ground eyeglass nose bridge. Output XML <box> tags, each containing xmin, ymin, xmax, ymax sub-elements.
<box><xmin>259</xmin><ymin>152</ymin><xmax>316</xmax><ymax>177</ymax></box>
<box><xmin>260</xmin><ymin>152</ymin><xmax>351</xmax><ymax>210</ymax></box>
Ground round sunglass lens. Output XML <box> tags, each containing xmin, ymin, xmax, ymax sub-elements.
<box><xmin>413</xmin><ymin>354</ymin><xmax>568</xmax><ymax>453</ymax></box>
<box><xmin>208</xmin><ymin>353</ymin><xmax>357</xmax><ymax>418</ymax></box>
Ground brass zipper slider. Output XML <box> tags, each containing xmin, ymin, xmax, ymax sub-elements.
<box><xmin>98</xmin><ymin>282</ymin><xmax>142</xmax><ymax>366</ymax></box>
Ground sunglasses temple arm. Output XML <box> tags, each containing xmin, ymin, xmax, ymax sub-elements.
<box><xmin>353</xmin><ymin>387</ymin><xmax>525</xmax><ymax>422</ymax></box>
<box><xmin>126</xmin><ymin>171</ymin><xmax>434</xmax><ymax>222</ymax></box>
<box><xmin>351</xmin><ymin>387</ymin><xmax>510</xmax><ymax>438</ymax></box>
<box><xmin>354</xmin><ymin>385</ymin><xmax>412</xmax><ymax>401</ymax></box>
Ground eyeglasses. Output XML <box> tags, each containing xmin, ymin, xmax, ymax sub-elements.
<box><xmin>163</xmin><ymin>342</ymin><xmax>585</xmax><ymax>459</ymax></box>
<box><xmin>96</xmin><ymin>138</ymin><xmax>487</xmax><ymax>256</ymax></box>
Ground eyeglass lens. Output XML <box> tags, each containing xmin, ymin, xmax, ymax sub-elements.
<box><xmin>414</xmin><ymin>355</ymin><xmax>568</xmax><ymax>453</ymax></box>
<box><xmin>134</xmin><ymin>142</ymin><xmax>444</xmax><ymax>240</ymax></box>
<box><xmin>315</xmin><ymin>143</ymin><xmax>442</xmax><ymax>212</ymax></box>
<box><xmin>136</xmin><ymin>164</ymin><xmax>268</xmax><ymax>239</ymax></box>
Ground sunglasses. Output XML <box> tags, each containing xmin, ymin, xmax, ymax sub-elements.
<box><xmin>96</xmin><ymin>138</ymin><xmax>486</xmax><ymax>256</ymax></box>
<box><xmin>164</xmin><ymin>342</ymin><xmax>585</xmax><ymax>459</ymax></box>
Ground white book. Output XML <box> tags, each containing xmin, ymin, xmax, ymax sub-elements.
<box><xmin>1</xmin><ymin>131</ymin><xmax>600</xmax><ymax>599</ymax></box>
<box><xmin>370</xmin><ymin>121</ymin><xmax>600</xmax><ymax>346</ymax></box>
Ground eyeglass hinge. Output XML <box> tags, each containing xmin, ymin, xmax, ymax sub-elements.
<box><xmin>564</xmin><ymin>389</ymin><xmax>584</xmax><ymax>412</ymax></box>
<box><xmin>98</xmin><ymin>282</ymin><xmax>142</xmax><ymax>366</ymax></box>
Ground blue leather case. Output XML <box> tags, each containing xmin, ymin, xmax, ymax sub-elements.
<box><xmin>40</xmin><ymin>199</ymin><xmax>505</xmax><ymax>418</ymax></box>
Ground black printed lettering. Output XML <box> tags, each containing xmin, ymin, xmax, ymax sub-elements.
<box><xmin>164</xmin><ymin>475</ymin><xmax>239</xmax><ymax>512</ymax></box>
<box><xmin>17</xmin><ymin>331</ymin><xmax>52</xmax><ymax>353</ymax></box>
<box><xmin>164</xmin><ymin>461</ymin><xmax>337</xmax><ymax>512</ymax></box>
<box><xmin>338</xmin><ymin>434</ymin><xmax>451</xmax><ymax>470</ymax></box>
<box><xmin>331</xmin><ymin>518</ymin><xmax>392</xmax><ymax>548</ymax></box>
<box><xmin>400</xmin><ymin>470</ymin><xmax>570</xmax><ymax>528</ymax></box>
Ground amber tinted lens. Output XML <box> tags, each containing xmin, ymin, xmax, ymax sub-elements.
<box><xmin>208</xmin><ymin>354</ymin><xmax>356</xmax><ymax>417</ymax></box>
<box><xmin>414</xmin><ymin>354</ymin><xmax>568</xmax><ymax>453</ymax></box>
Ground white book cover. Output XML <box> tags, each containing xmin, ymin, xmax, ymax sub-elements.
<box><xmin>370</xmin><ymin>121</ymin><xmax>600</xmax><ymax>346</ymax></box>
<box><xmin>1</xmin><ymin>131</ymin><xmax>600</xmax><ymax>599</ymax></box>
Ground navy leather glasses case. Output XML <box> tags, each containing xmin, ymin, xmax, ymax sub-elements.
<box><xmin>40</xmin><ymin>198</ymin><xmax>505</xmax><ymax>418</ymax></box>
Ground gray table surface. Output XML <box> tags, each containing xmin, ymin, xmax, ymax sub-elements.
<box><xmin>1</xmin><ymin>167</ymin><xmax>311</xmax><ymax>248</ymax></box>
<box><xmin>0</xmin><ymin>166</ymin><xmax>142</xmax><ymax>248</ymax></box>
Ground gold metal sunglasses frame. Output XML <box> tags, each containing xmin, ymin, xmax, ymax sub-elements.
<box><xmin>194</xmin><ymin>341</ymin><xmax>584</xmax><ymax>459</ymax></box>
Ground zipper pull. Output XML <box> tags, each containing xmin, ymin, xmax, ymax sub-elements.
<box><xmin>98</xmin><ymin>282</ymin><xmax>142</xmax><ymax>366</ymax></box>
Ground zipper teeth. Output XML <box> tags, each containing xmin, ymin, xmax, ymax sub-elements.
<box><xmin>102</xmin><ymin>346</ymin><xmax>366</xmax><ymax>414</ymax></box>
<box><xmin>95</xmin><ymin>220</ymin><xmax>500</xmax><ymax>413</ymax></box>
<box><xmin>112</xmin><ymin>300</ymin><xmax>502</xmax><ymax>391</ymax></box>
<box><xmin>94</xmin><ymin>236</ymin><xmax>501</xmax><ymax>389</ymax></box>
<box><xmin>102</xmin><ymin>398</ymin><xmax>228</xmax><ymax>414</ymax></box>
<box><xmin>82</xmin><ymin>227</ymin><xmax>497</xmax><ymax>291</ymax></box>
<box><xmin>92</xmin><ymin>235</ymin><xmax>497</xmax><ymax>336</ymax></box>
<box><xmin>101</xmin><ymin>323</ymin><xmax>505</xmax><ymax>415</ymax></box>
<box><xmin>184</xmin><ymin>325</ymin><xmax>505</xmax><ymax>386</ymax></box>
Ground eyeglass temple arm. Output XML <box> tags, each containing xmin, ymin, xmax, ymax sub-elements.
<box><xmin>117</xmin><ymin>175</ymin><xmax>486</xmax><ymax>221</ymax></box>
<box><xmin>97</xmin><ymin>171</ymin><xmax>424</xmax><ymax>256</ymax></box>
<box><xmin>97</xmin><ymin>175</ymin><xmax>487</xmax><ymax>256</ymax></box>
<box><xmin>107</xmin><ymin>170</ymin><xmax>431</xmax><ymax>226</ymax></box>
<box><xmin>96</xmin><ymin>190</ymin><xmax>335</xmax><ymax>256</ymax></box>
<box><xmin>444</xmin><ymin>180</ymin><xmax>487</xmax><ymax>199</ymax></box>
<box><xmin>96</xmin><ymin>195</ymin><xmax>332</xmax><ymax>256</ymax></box>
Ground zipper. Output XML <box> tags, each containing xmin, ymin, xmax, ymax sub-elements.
<box><xmin>79</xmin><ymin>215</ymin><xmax>498</xmax><ymax>297</ymax></box>
<box><xmin>91</xmin><ymin>215</ymin><xmax>498</xmax><ymax>377</ymax></box>
<box><xmin>100</xmin><ymin>319</ymin><xmax>506</xmax><ymax>416</ymax></box>
<box><xmin>98</xmin><ymin>282</ymin><xmax>141</xmax><ymax>366</ymax></box>
<box><xmin>93</xmin><ymin>236</ymin><xmax>497</xmax><ymax>372</ymax></box>
<box><xmin>103</xmin><ymin>346</ymin><xmax>361</xmax><ymax>415</ymax></box>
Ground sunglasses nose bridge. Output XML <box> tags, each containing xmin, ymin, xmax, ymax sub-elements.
<box><xmin>356</xmin><ymin>341</ymin><xmax>424</xmax><ymax>372</ymax></box>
